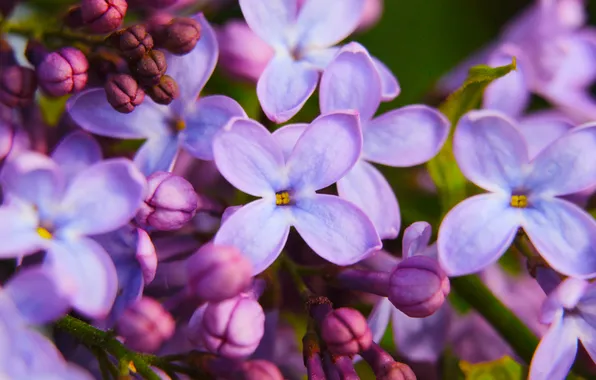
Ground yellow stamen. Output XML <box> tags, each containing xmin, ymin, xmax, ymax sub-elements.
<box><xmin>36</xmin><ymin>227</ymin><xmax>52</xmax><ymax>240</ymax></box>
<box><xmin>175</xmin><ymin>119</ymin><xmax>186</xmax><ymax>131</ymax></box>
<box><xmin>128</xmin><ymin>361</ymin><xmax>137</xmax><ymax>373</ymax></box>
<box><xmin>510</xmin><ymin>194</ymin><xmax>528</xmax><ymax>208</ymax></box>
<box><xmin>275</xmin><ymin>191</ymin><xmax>290</xmax><ymax>206</ymax></box>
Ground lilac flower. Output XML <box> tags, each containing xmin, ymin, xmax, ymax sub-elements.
<box><xmin>0</xmin><ymin>137</ymin><xmax>146</xmax><ymax>317</ymax></box>
<box><xmin>212</xmin><ymin>112</ymin><xmax>381</xmax><ymax>274</ymax></box>
<box><xmin>529</xmin><ymin>278</ymin><xmax>596</xmax><ymax>380</ymax></box>
<box><xmin>438</xmin><ymin>110</ymin><xmax>596</xmax><ymax>278</ymax></box>
<box><xmin>67</xmin><ymin>14</ymin><xmax>246</xmax><ymax>176</ymax></box>
<box><xmin>238</xmin><ymin>0</ymin><xmax>399</xmax><ymax>123</ymax></box>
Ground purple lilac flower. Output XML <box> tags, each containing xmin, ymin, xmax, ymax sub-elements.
<box><xmin>529</xmin><ymin>278</ymin><xmax>596</xmax><ymax>380</ymax></box>
<box><xmin>438</xmin><ymin>110</ymin><xmax>596</xmax><ymax>278</ymax></box>
<box><xmin>212</xmin><ymin>112</ymin><xmax>381</xmax><ymax>274</ymax></box>
<box><xmin>68</xmin><ymin>14</ymin><xmax>246</xmax><ymax>176</ymax></box>
<box><xmin>238</xmin><ymin>0</ymin><xmax>399</xmax><ymax>123</ymax></box>
<box><xmin>0</xmin><ymin>133</ymin><xmax>146</xmax><ymax>318</ymax></box>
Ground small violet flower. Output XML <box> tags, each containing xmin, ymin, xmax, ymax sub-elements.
<box><xmin>213</xmin><ymin>112</ymin><xmax>381</xmax><ymax>274</ymax></box>
<box><xmin>238</xmin><ymin>0</ymin><xmax>399</xmax><ymax>123</ymax></box>
<box><xmin>67</xmin><ymin>14</ymin><xmax>246</xmax><ymax>176</ymax></box>
<box><xmin>438</xmin><ymin>110</ymin><xmax>596</xmax><ymax>278</ymax></box>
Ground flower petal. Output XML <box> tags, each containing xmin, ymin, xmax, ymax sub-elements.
<box><xmin>372</xmin><ymin>56</ymin><xmax>401</xmax><ymax>101</ymax></box>
<box><xmin>287</xmin><ymin>111</ymin><xmax>362</xmax><ymax>193</ymax></box>
<box><xmin>272</xmin><ymin>123</ymin><xmax>307</xmax><ymax>160</ymax></box>
<box><xmin>291</xmin><ymin>194</ymin><xmax>381</xmax><ymax>265</ymax></box>
<box><xmin>213</xmin><ymin>118</ymin><xmax>286</xmax><ymax>197</ymax></box>
<box><xmin>51</xmin><ymin>131</ymin><xmax>102</xmax><ymax>182</ymax></box>
<box><xmin>336</xmin><ymin>160</ymin><xmax>400</xmax><ymax>239</ymax></box>
<box><xmin>577</xmin><ymin>317</ymin><xmax>596</xmax><ymax>364</ymax></box>
<box><xmin>295</xmin><ymin>0</ymin><xmax>365</xmax><ymax>50</ymax></box>
<box><xmin>525</xmin><ymin>123</ymin><xmax>596</xmax><ymax>196</ymax></box>
<box><xmin>541</xmin><ymin>278</ymin><xmax>588</xmax><ymax>324</ymax></box>
<box><xmin>57</xmin><ymin>159</ymin><xmax>146</xmax><ymax>236</ymax></box>
<box><xmin>180</xmin><ymin>95</ymin><xmax>247</xmax><ymax>161</ymax></box>
<box><xmin>367</xmin><ymin>297</ymin><xmax>392</xmax><ymax>342</ymax></box>
<box><xmin>0</xmin><ymin>200</ymin><xmax>45</xmax><ymax>258</ymax></box>
<box><xmin>320</xmin><ymin>42</ymin><xmax>381</xmax><ymax>121</ymax></box>
<box><xmin>301</xmin><ymin>47</ymin><xmax>340</xmax><ymax>70</ymax></box>
<box><xmin>45</xmin><ymin>238</ymin><xmax>118</xmax><ymax>319</ymax></box>
<box><xmin>214</xmin><ymin>199</ymin><xmax>290</xmax><ymax>275</ymax></box>
<box><xmin>529</xmin><ymin>315</ymin><xmax>578</xmax><ymax>380</ymax></box>
<box><xmin>522</xmin><ymin>198</ymin><xmax>596</xmax><ymax>279</ymax></box>
<box><xmin>363</xmin><ymin>105</ymin><xmax>449</xmax><ymax>167</ymax></box>
<box><xmin>133</xmin><ymin>135</ymin><xmax>179</xmax><ymax>176</ymax></box>
<box><xmin>392</xmin><ymin>305</ymin><xmax>449</xmax><ymax>362</ymax></box>
<box><xmin>238</xmin><ymin>0</ymin><xmax>297</xmax><ymax>48</ymax></box>
<box><xmin>257</xmin><ymin>54</ymin><xmax>319</xmax><ymax>123</ymax></box>
<box><xmin>438</xmin><ymin>194</ymin><xmax>521</xmax><ymax>276</ymax></box>
<box><xmin>402</xmin><ymin>221</ymin><xmax>433</xmax><ymax>259</ymax></box>
<box><xmin>547</xmin><ymin>32</ymin><xmax>596</xmax><ymax>93</ymax></box>
<box><xmin>516</xmin><ymin>111</ymin><xmax>573</xmax><ymax>159</ymax></box>
<box><xmin>168</xmin><ymin>14</ymin><xmax>219</xmax><ymax>115</ymax></box>
<box><xmin>453</xmin><ymin>110</ymin><xmax>528</xmax><ymax>192</ymax></box>
<box><xmin>67</xmin><ymin>89</ymin><xmax>170</xmax><ymax>139</ymax></box>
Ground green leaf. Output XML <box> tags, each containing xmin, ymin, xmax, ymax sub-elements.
<box><xmin>460</xmin><ymin>356</ymin><xmax>526</xmax><ymax>380</ymax></box>
<box><xmin>426</xmin><ymin>58</ymin><xmax>517</xmax><ymax>215</ymax></box>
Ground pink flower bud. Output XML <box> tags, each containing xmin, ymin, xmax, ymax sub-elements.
<box><xmin>81</xmin><ymin>0</ymin><xmax>128</xmax><ymax>34</ymax></box>
<box><xmin>320</xmin><ymin>308</ymin><xmax>372</xmax><ymax>356</ymax></box>
<box><xmin>154</xmin><ymin>17</ymin><xmax>201</xmax><ymax>56</ymax></box>
<box><xmin>105</xmin><ymin>73</ymin><xmax>145</xmax><ymax>113</ymax></box>
<box><xmin>0</xmin><ymin>66</ymin><xmax>37</xmax><ymax>107</ymax></box>
<box><xmin>37</xmin><ymin>47</ymin><xmax>88</xmax><ymax>97</ymax></box>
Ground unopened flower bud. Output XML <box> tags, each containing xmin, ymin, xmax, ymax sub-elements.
<box><xmin>361</xmin><ymin>343</ymin><xmax>416</xmax><ymax>380</ymax></box>
<box><xmin>116</xmin><ymin>297</ymin><xmax>175</xmax><ymax>353</ymax></box>
<box><xmin>389</xmin><ymin>255</ymin><xmax>450</xmax><ymax>318</ymax></box>
<box><xmin>136</xmin><ymin>171</ymin><xmax>198</xmax><ymax>230</ymax></box>
<box><xmin>63</xmin><ymin>6</ymin><xmax>85</xmax><ymax>29</ymax></box>
<box><xmin>154</xmin><ymin>17</ymin><xmax>201</xmax><ymax>55</ymax></box>
<box><xmin>37</xmin><ymin>47</ymin><xmax>88</xmax><ymax>97</ymax></box>
<box><xmin>129</xmin><ymin>0</ymin><xmax>178</xmax><ymax>9</ymax></box>
<box><xmin>0</xmin><ymin>66</ymin><xmax>37</xmax><ymax>107</ymax></box>
<box><xmin>105</xmin><ymin>73</ymin><xmax>145</xmax><ymax>113</ymax></box>
<box><xmin>320</xmin><ymin>308</ymin><xmax>372</xmax><ymax>355</ymax></box>
<box><xmin>191</xmin><ymin>294</ymin><xmax>265</xmax><ymax>358</ymax></box>
<box><xmin>228</xmin><ymin>360</ymin><xmax>284</xmax><ymax>380</ymax></box>
<box><xmin>146</xmin><ymin>74</ymin><xmax>179</xmax><ymax>105</ymax></box>
<box><xmin>0</xmin><ymin>39</ymin><xmax>16</xmax><ymax>67</ymax></box>
<box><xmin>132</xmin><ymin>49</ymin><xmax>167</xmax><ymax>86</ymax></box>
<box><xmin>81</xmin><ymin>0</ymin><xmax>128</xmax><ymax>34</ymax></box>
<box><xmin>187</xmin><ymin>243</ymin><xmax>253</xmax><ymax>302</ymax></box>
<box><xmin>115</xmin><ymin>25</ymin><xmax>154</xmax><ymax>61</ymax></box>
<box><xmin>24</xmin><ymin>39</ymin><xmax>49</xmax><ymax>67</ymax></box>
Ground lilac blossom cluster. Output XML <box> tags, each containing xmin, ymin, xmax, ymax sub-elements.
<box><xmin>1</xmin><ymin>0</ymin><xmax>596</xmax><ymax>379</ymax></box>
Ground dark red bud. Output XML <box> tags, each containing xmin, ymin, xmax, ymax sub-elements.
<box><xmin>117</xmin><ymin>25</ymin><xmax>154</xmax><ymax>61</ymax></box>
<box><xmin>146</xmin><ymin>75</ymin><xmax>178</xmax><ymax>105</ymax></box>
<box><xmin>105</xmin><ymin>73</ymin><xmax>145</xmax><ymax>113</ymax></box>
<box><xmin>0</xmin><ymin>66</ymin><xmax>37</xmax><ymax>108</ymax></box>
<box><xmin>63</xmin><ymin>6</ymin><xmax>85</xmax><ymax>29</ymax></box>
<box><xmin>132</xmin><ymin>49</ymin><xmax>167</xmax><ymax>86</ymax></box>
<box><xmin>154</xmin><ymin>17</ymin><xmax>201</xmax><ymax>55</ymax></box>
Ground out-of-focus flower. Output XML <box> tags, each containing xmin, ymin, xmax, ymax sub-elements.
<box><xmin>81</xmin><ymin>0</ymin><xmax>128</xmax><ymax>34</ymax></box>
<box><xmin>238</xmin><ymin>0</ymin><xmax>398</xmax><ymax>122</ymax></box>
<box><xmin>68</xmin><ymin>14</ymin><xmax>246</xmax><ymax>176</ymax></box>
<box><xmin>213</xmin><ymin>112</ymin><xmax>381</xmax><ymax>274</ymax></box>
<box><xmin>438</xmin><ymin>110</ymin><xmax>596</xmax><ymax>278</ymax></box>
<box><xmin>116</xmin><ymin>297</ymin><xmax>175</xmax><ymax>352</ymax></box>
<box><xmin>37</xmin><ymin>47</ymin><xmax>88</xmax><ymax>97</ymax></box>
<box><xmin>0</xmin><ymin>66</ymin><xmax>37</xmax><ymax>107</ymax></box>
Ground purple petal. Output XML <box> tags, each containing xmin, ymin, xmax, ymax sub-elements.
<box><xmin>336</xmin><ymin>160</ymin><xmax>400</xmax><ymax>239</ymax></box>
<box><xmin>453</xmin><ymin>110</ymin><xmax>528</xmax><ymax>192</ymax></box>
<box><xmin>516</xmin><ymin>111</ymin><xmax>573</xmax><ymax>159</ymax></box>
<box><xmin>363</xmin><ymin>105</ymin><xmax>449</xmax><ymax>167</ymax></box>
<box><xmin>133</xmin><ymin>135</ymin><xmax>179</xmax><ymax>176</ymax></box>
<box><xmin>372</xmin><ymin>56</ymin><xmax>401</xmax><ymax>101</ymax></box>
<box><xmin>51</xmin><ymin>132</ymin><xmax>102</xmax><ymax>183</ymax></box>
<box><xmin>105</xmin><ymin>263</ymin><xmax>144</xmax><ymax>326</ymax></box>
<box><xmin>540</xmin><ymin>278</ymin><xmax>588</xmax><ymax>324</ymax></box>
<box><xmin>168</xmin><ymin>14</ymin><xmax>219</xmax><ymax>115</ymax></box>
<box><xmin>287</xmin><ymin>112</ymin><xmax>362</xmax><ymax>192</ymax></box>
<box><xmin>67</xmin><ymin>89</ymin><xmax>170</xmax><ymax>139</ymax></box>
<box><xmin>547</xmin><ymin>89</ymin><xmax>596</xmax><ymax>125</ymax></box>
<box><xmin>437</xmin><ymin>194</ymin><xmax>521</xmax><ymax>276</ymax></box>
<box><xmin>45</xmin><ymin>238</ymin><xmax>118</xmax><ymax>319</ymax></box>
<box><xmin>547</xmin><ymin>33</ymin><xmax>596</xmax><ymax>92</ymax></box>
<box><xmin>292</xmin><ymin>194</ymin><xmax>381</xmax><ymax>265</ymax></box>
<box><xmin>367</xmin><ymin>297</ymin><xmax>392</xmax><ymax>342</ymax></box>
<box><xmin>522</xmin><ymin>198</ymin><xmax>596</xmax><ymax>279</ymax></box>
<box><xmin>257</xmin><ymin>54</ymin><xmax>319</xmax><ymax>123</ymax></box>
<box><xmin>483</xmin><ymin>44</ymin><xmax>530</xmax><ymax>119</ymax></box>
<box><xmin>392</xmin><ymin>305</ymin><xmax>449</xmax><ymax>362</ymax></box>
<box><xmin>402</xmin><ymin>221</ymin><xmax>432</xmax><ymax>259</ymax></box>
<box><xmin>577</xmin><ymin>316</ymin><xmax>596</xmax><ymax>363</ymax></box>
<box><xmin>302</xmin><ymin>47</ymin><xmax>340</xmax><ymax>70</ymax></box>
<box><xmin>56</xmin><ymin>159</ymin><xmax>146</xmax><ymax>236</ymax></box>
<box><xmin>525</xmin><ymin>123</ymin><xmax>596</xmax><ymax>196</ymax></box>
<box><xmin>295</xmin><ymin>0</ymin><xmax>365</xmax><ymax>50</ymax></box>
<box><xmin>4</xmin><ymin>267</ymin><xmax>71</xmax><ymax>325</ymax></box>
<box><xmin>272</xmin><ymin>123</ymin><xmax>307</xmax><ymax>160</ymax></box>
<box><xmin>320</xmin><ymin>42</ymin><xmax>381</xmax><ymax>121</ymax></box>
<box><xmin>213</xmin><ymin>118</ymin><xmax>287</xmax><ymax>197</ymax></box>
<box><xmin>0</xmin><ymin>200</ymin><xmax>46</xmax><ymax>258</ymax></box>
<box><xmin>214</xmin><ymin>199</ymin><xmax>290</xmax><ymax>275</ymax></box>
<box><xmin>238</xmin><ymin>0</ymin><xmax>297</xmax><ymax>48</ymax></box>
<box><xmin>180</xmin><ymin>95</ymin><xmax>247</xmax><ymax>161</ymax></box>
<box><xmin>529</xmin><ymin>316</ymin><xmax>578</xmax><ymax>380</ymax></box>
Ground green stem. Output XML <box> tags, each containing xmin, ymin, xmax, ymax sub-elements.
<box><xmin>281</xmin><ymin>254</ymin><xmax>314</xmax><ymax>300</ymax></box>
<box><xmin>450</xmin><ymin>275</ymin><xmax>539</xmax><ymax>364</ymax></box>
<box><xmin>5</xmin><ymin>23</ymin><xmax>106</xmax><ymax>46</ymax></box>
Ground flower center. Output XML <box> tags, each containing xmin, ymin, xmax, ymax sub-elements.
<box><xmin>36</xmin><ymin>227</ymin><xmax>53</xmax><ymax>240</ymax></box>
<box><xmin>510</xmin><ymin>194</ymin><xmax>528</xmax><ymax>208</ymax></box>
<box><xmin>275</xmin><ymin>191</ymin><xmax>291</xmax><ymax>206</ymax></box>
<box><xmin>174</xmin><ymin>119</ymin><xmax>186</xmax><ymax>131</ymax></box>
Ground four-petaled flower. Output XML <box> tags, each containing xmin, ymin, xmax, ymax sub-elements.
<box><xmin>213</xmin><ymin>111</ymin><xmax>381</xmax><ymax>274</ymax></box>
